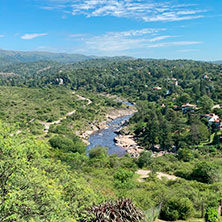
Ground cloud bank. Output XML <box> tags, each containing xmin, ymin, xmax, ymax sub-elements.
<box><xmin>67</xmin><ymin>28</ymin><xmax>202</xmax><ymax>55</ymax></box>
<box><xmin>42</xmin><ymin>0</ymin><xmax>206</xmax><ymax>22</ymax></box>
<box><xmin>21</xmin><ymin>33</ymin><xmax>48</xmax><ymax>40</ymax></box>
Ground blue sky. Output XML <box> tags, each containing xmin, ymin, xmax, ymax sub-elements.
<box><xmin>0</xmin><ymin>0</ymin><xmax>222</xmax><ymax>60</ymax></box>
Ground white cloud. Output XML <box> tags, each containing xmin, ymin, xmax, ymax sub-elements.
<box><xmin>34</xmin><ymin>28</ymin><xmax>202</xmax><ymax>57</ymax></box>
<box><xmin>143</xmin><ymin>14</ymin><xmax>203</xmax><ymax>22</ymax></box>
<box><xmin>0</xmin><ymin>35</ymin><xmax>4</xmax><ymax>38</ymax></box>
<box><xmin>41</xmin><ymin>0</ymin><xmax>207</xmax><ymax>22</ymax></box>
<box><xmin>148</xmin><ymin>41</ymin><xmax>202</xmax><ymax>48</ymax></box>
<box><xmin>149</xmin><ymin>35</ymin><xmax>174</xmax><ymax>42</ymax></box>
<box><xmin>21</xmin><ymin>33</ymin><xmax>48</xmax><ymax>40</ymax></box>
<box><xmin>68</xmin><ymin>33</ymin><xmax>87</xmax><ymax>38</ymax></box>
<box><xmin>177</xmin><ymin>49</ymin><xmax>199</xmax><ymax>53</ymax></box>
<box><xmin>83</xmin><ymin>28</ymin><xmax>171</xmax><ymax>52</ymax></box>
<box><xmin>65</xmin><ymin>28</ymin><xmax>201</xmax><ymax>55</ymax></box>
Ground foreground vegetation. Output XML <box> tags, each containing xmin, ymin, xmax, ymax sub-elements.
<box><xmin>1</xmin><ymin>122</ymin><xmax>221</xmax><ymax>221</ymax></box>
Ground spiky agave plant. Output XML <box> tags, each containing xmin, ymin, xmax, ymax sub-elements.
<box><xmin>84</xmin><ymin>198</ymin><xmax>145</xmax><ymax>222</ymax></box>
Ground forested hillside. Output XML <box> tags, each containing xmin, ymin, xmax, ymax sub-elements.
<box><xmin>0</xmin><ymin>49</ymin><xmax>94</xmax><ymax>66</ymax></box>
<box><xmin>0</xmin><ymin>49</ymin><xmax>133</xmax><ymax>68</ymax></box>
<box><xmin>1</xmin><ymin>59</ymin><xmax>221</xmax><ymax>100</ymax></box>
<box><xmin>1</xmin><ymin>57</ymin><xmax>222</xmax><ymax>221</ymax></box>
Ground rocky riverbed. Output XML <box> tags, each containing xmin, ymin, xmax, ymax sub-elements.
<box><xmin>78</xmin><ymin>106</ymin><xmax>137</xmax><ymax>146</ymax></box>
<box><xmin>81</xmin><ymin>102</ymin><xmax>140</xmax><ymax>156</ymax></box>
<box><xmin>114</xmin><ymin>126</ymin><xmax>143</xmax><ymax>157</ymax></box>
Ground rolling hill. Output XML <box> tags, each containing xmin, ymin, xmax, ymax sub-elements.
<box><xmin>0</xmin><ymin>49</ymin><xmax>95</xmax><ymax>66</ymax></box>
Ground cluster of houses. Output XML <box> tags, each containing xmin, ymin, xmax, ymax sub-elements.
<box><xmin>165</xmin><ymin>101</ymin><xmax>222</xmax><ymax>129</ymax></box>
<box><xmin>174</xmin><ymin>103</ymin><xmax>222</xmax><ymax>128</ymax></box>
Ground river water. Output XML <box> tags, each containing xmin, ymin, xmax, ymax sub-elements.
<box><xmin>87</xmin><ymin>101</ymin><xmax>134</xmax><ymax>156</ymax></box>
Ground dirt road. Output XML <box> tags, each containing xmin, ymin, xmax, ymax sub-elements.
<box><xmin>136</xmin><ymin>169</ymin><xmax>178</xmax><ymax>182</ymax></box>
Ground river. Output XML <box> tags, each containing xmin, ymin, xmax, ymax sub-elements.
<box><xmin>87</xmin><ymin>101</ymin><xmax>134</xmax><ymax>156</ymax></box>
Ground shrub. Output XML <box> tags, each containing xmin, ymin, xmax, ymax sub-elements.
<box><xmin>177</xmin><ymin>148</ymin><xmax>194</xmax><ymax>162</ymax></box>
<box><xmin>88</xmin><ymin>147</ymin><xmax>109</xmax><ymax>168</ymax></box>
<box><xmin>114</xmin><ymin>169</ymin><xmax>134</xmax><ymax>189</ymax></box>
<box><xmin>49</xmin><ymin>135</ymin><xmax>73</xmax><ymax>151</ymax></box>
<box><xmin>205</xmin><ymin>207</ymin><xmax>220</xmax><ymax>222</ymax></box>
<box><xmin>160</xmin><ymin>197</ymin><xmax>194</xmax><ymax>221</ymax></box>
<box><xmin>49</xmin><ymin>135</ymin><xmax>86</xmax><ymax>154</ymax></box>
<box><xmin>190</xmin><ymin>162</ymin><xmax>222</xmax><ymax>184</ymax></box>
<box><xmin>88</xmin><ymin>146</ymin><xmax>108</xmax><ymax>159</ymax></box>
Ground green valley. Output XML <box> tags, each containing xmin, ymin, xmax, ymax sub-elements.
<box><xmin>0</xmin><ymin>54</ymin><xmax>222</xmax><ymax>221</ymax></box>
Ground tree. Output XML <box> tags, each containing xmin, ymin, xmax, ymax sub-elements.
<box><xmin>159</xmin><ymin>119</ymin><xmax>173</xmax><ymax>150</ymax></box>
<box><xmin>176</xmin><ymin>93</ymin><xmax>191</xmax><ymax>106</ymax></box>
<box><xmin>143</xmin><ymin>119</ymin><xmax>159</xmax><ymax>148</ymax></box>
<box><xmin>191</xmin><ymin>162</ymin><xmax>222</xmax><ymax>184</ymax></box>
<box><xmin>189</xmin><ymin>120</ymin><xmax>210</xmax><ymax>145</ymax></box>
<box><xmin>137</xmin><ymin>151</ymin><xmax>152</xmax><ymax>168</ymax></box>
<box><xmin>199</xmin><ymin>95</ymin><xmax>214</xmax><ymax>113</ymax></box>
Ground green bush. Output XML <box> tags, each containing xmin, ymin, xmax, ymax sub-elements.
<box><xmin>88</xmin><ymin>147</ymin><xmax>110</xmax><ymax>168</ymax></box>
<box><xmin>49</xmin><ymin>135</ymin><xmax>86</xmax><ymax>154</ymax></box>
<box><xmin>177</xmin><ymin>148</ymin><xmax>194</xmax><ymax>162</ymax></box>
<box><xmin>113</xmin><ymin>169</ymin><xmax>134</xmax><ymax>189</ymax></box>
<box><xmin>160</xmin><ymin>197</ymin><xmax>194</xmax><ymax>221</ymax></box>
<box><xmin>205</xmin><ymin>207</ymin><xmax>220</xmax><ymax>222</ymax></box>
<box><xmin>191</xmin><ymin>162</ymin><xmax>222</xmax><ymax>184</ymax></box>
<box><xmin>88</xmin><ymin>146</ymin><xmax>108</xmax><ymax>159</ymax></box>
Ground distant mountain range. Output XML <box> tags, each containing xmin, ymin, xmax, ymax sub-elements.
<box><xmin>210</xmin><ymin>61</ymin><xmax>222</xmax><ymax>65</ymax></box>
<box><xmin>0</xmin><ymin>49</ymin><xmax>133</xmax><ymax>67</ymax></box>
<box><xmin>0</xmin><ymin>49</ymin><xmax>221</xmax><ymax>66</ymax></box>
<box><xmin>0</xmin><ymin>49</ymin><xmax>96</xmax><ymax>66</ymax></box>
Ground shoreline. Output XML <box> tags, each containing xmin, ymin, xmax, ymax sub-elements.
<box><xmin>114</xmin><ymin>127</ymin><xmax>144</xmax><ymax>157</ymax></box>
<box><xmin>78</xmin><ymin>106</ymin><xmax>137</xmax><ymax>146</ymax></box>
